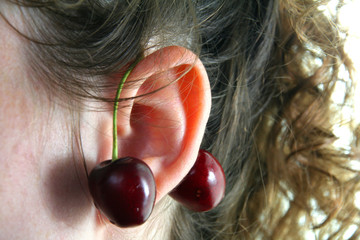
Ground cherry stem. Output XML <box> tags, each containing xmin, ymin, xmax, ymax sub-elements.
<box><xmin>112</xmin><ymin>58</ymin><xmax>142</xmax><ymax>162</ymax></box>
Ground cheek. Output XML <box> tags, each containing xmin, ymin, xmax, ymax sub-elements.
<box><xmin>0</xmin><ymin>75</ymin><xmax>94</xmax><ymax>238</ymax></box>
<box><xmin>0</xmin><ymin>16</ymin><xmax>41</xmax><ymax>203</ymax></box>
<box><xmin>0</xmin><ymin>30</ymin><xmax>53</xmax><ymax>232</ymax></box>
<box><xmin>0</xmin><ymin>22</ymin><xmax>94</xmax><ymax>238</ymax></box>
<box><xmin>0</xmin><ymin>12</ymin><xmax>40</xmax><ymax>180</ymax></box>
<box><xmin>0</xmin><ymin>72</ymin><xmax>45</xmax><ymax>237</ymax></box>
<box><xmin>0</xmin><ymin>18</ymin><xmax>41</xmax><ymax>208</ymax></box>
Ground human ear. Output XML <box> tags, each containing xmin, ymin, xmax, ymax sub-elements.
<box><xmin>96</xmin><ymin>46</ymin><xmax>211</xmax><ymax>204</ymax></box>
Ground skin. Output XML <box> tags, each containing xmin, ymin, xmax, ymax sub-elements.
<box><xmin>0</xmin><ymin>14</ymin><xmax>99</xmax><ymax>239</ymax></box>
<box><xmin>0</xmin><ymin>8</ymin><xmax>211</xmax><ymax>240</ymax></box>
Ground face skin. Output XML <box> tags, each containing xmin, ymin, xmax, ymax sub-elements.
<box><xmin>0</xmin><ymin>17</ymin><xmax>149</xmax><ymax>240</ymax></box>
<box><xmin>0</xmin><ymin>12</ymin><xmax>101</xmax><ymax>239</ymax></box>
<box><xmin>0</xmin><ymin>3</ymin><xmax>211</xmax><ymax>238</ymax></box>
<box><xmin>0</xmin><ymin>12</ymin><xmax>177</xmax><ymax>240</ymax></box>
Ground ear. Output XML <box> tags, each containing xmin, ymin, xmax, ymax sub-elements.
<box><xmin>97</xmin><ymin>46</ymin><xmax>211</xmax><ymax>203</ymax></box>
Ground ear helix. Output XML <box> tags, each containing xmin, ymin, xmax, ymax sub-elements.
<box><xmin>87</xmin><ymin>58</ymin><xmax>226</xmax><ymax>228</ymax></box>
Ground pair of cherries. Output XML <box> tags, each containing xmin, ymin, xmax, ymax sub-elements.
<box><xmin>88</xmin><ymin>150</ymin><xmax>226</xmax><ymax>227</ymax></box>
<box><xmin>88</xmin><ymin>58</ymin><xmax>226</xmax><ymax>228</ymax></box>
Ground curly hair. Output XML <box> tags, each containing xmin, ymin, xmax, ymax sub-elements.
<box><xmin>2</xmin><ymin>0</ymin><xmax>359</xmax><ymax>239</ymax></box>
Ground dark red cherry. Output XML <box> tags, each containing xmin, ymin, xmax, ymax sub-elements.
<box><xmin>88</xmin><ymin>157</ymin><xmax>156</xmax><ymax>228</ymax></box>
<box><xmin>169</xmin><ymin>149</ymin><xmax>226</xmax><ymax>212</ymax></box>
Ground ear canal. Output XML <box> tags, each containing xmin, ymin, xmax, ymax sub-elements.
<box><xmin>169</xmin><ymin>149</ymin><xmax>226</xmax><ymax>212</ymax></box>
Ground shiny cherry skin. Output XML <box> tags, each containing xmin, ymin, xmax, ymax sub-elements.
<box><xmin>169</xmin><ymin>149</ymin><xmax>226</xmax><ymax>212</ymax></box>
<box><xmin>88</xmin><ymin>157</ymin><xmax>156</xmax><ymax>228</ymax></box>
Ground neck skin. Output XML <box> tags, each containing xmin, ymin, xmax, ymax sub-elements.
<box><xmin>0</xmin><ymin>5</ymin><xmax>174</xmax><ymax>240</ymax></box>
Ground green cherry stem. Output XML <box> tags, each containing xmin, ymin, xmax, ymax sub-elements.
<box><xmin>112</xmin><ymin>58</ymin><xmax>142</xmax><ymax>162</ymax></box>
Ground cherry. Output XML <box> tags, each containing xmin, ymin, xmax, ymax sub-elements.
<box><xmin>169</xmin><ymin>149</ymin><xmax>226</xmax><ymax>212</ymax></box>
<box><xmin>88</xmin><ymin>157</ymin><xmax>156</xmax><ymax>227</ymax></box>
